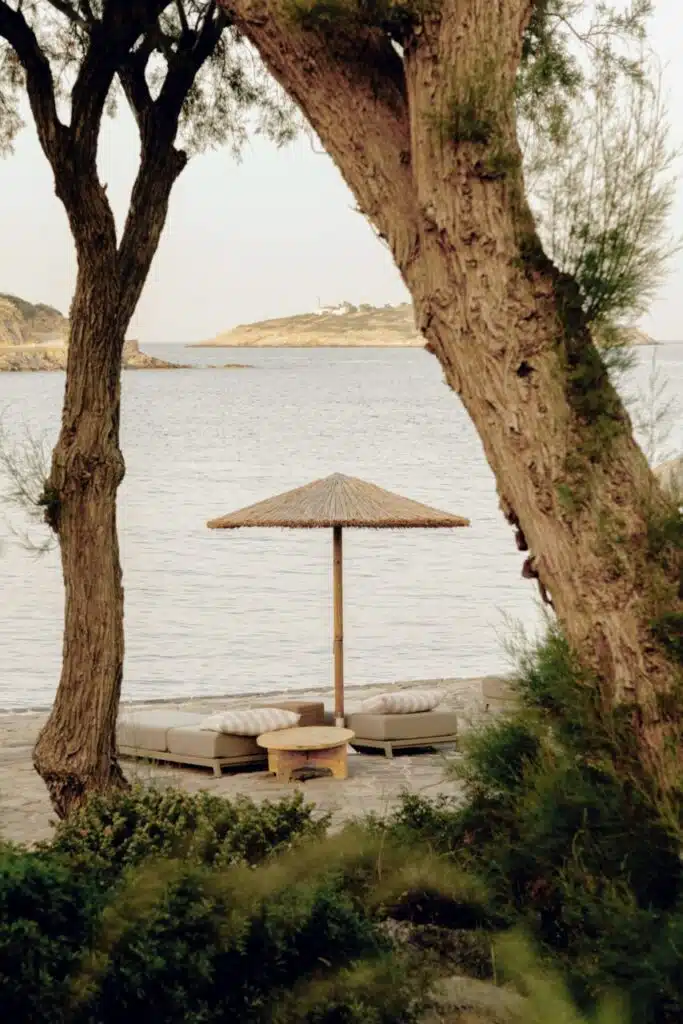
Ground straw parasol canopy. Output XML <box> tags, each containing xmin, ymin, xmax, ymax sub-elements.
<box><xmin>207</xmin><ymin>473</ymin><xmax>469</xmax><ymax>724</ymax></box>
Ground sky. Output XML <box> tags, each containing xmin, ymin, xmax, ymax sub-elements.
<box><xmin>0</xmin><ymin>1</ymin><xmax>681</xmax><ymax>345</ymax></box>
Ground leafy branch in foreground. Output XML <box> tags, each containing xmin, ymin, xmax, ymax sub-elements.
<box><xmin>0</xmin><ymin>413</ymin><xmax>55</xmax><ymax>552</ymax></box>
<box><xmin>519</xmin><ymin>3</ymin><xmax>679</xmax><ymax>368</ymax></box>
<box><xmin>527</xmin><ymin>62</ymin><xmax>678</xmax><ymax>335</ymax></box>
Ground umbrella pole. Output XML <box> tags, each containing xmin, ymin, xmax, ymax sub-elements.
<box><xmin>333</xmin><ymin>525</ymin><xmax>344</xmax><ymax>727</ymax></box>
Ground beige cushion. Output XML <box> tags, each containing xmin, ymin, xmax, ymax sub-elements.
<box><xmin>117</xmin><ymin>710</ymin><xmax>201</xmax><ymax>752</ymax></box>
<box><xmin>346</xmin><ymin>710</ymin><xmax>458</xmax><ymax>742</ymax></box>
<box><xmin>359</xmin><ymin>689</ymin><xmax>442</xmax><ymax>715</ymax></box>
<box><xmin>201</xmin><ymin>707</ymin><xmax>300</xmax><ymax>736</ymax></box>
<box><xmin>260</xmin><ymin>701</ymin><xmax>325</xmax><ymax>727</ymax></box>
<box><xmin>167</xmin><ymin>727</ymin><xmax>262</xmax><ymax>759</ymax></box>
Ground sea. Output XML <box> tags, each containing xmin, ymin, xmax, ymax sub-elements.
<box><xmin>1</xmin><ymin>343</ymin><xmax>681</xmax><ymax>712</ymax></box>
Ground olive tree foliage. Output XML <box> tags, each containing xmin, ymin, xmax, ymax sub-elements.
<box><xmin>0</xmin><ymin>1</ymin><xmax>293</xmax><ymax>159</ymax></box>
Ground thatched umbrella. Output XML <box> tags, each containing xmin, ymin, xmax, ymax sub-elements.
<box><xmin>207</xmin><ymin>473</ymin><xmax>469</xmax><ymax>725</ymax></box>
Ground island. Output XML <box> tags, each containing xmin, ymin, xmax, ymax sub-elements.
<box><xmin>194</xmin><ymin>301</ymin><xmax>659</xmax><ymax>349</ymax></box>
<box><xmin>193</xmin><ymin>302</ymin><xmax>424</xmax><ymax>348</ymax></box>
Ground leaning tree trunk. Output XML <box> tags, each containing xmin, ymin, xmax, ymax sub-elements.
<box><xmin>33</xmin><ymin>262</ymin><xmax>129</xmax><ymax>816</ymax></box>
<box><xmin>224</xmin><ymin>0</ymin><xmax>683</xmax><ymax>789</ymax></box>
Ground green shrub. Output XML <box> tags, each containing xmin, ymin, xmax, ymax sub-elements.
<box><xmin>0</xmin><ymin>843</ymin><xmax>103</xmax><ymax>1024</ymax></box>
<box><xmin>72</xmin><ymin>857</ymin><xmax>398</xmax><ymax>1024</ymax></box>
<box><xmin>2</xmin><ymin>811</ymin><xmax>437</xmax><ymax>1023</ymax></box>
<box><xmin>372</xmin><ymin>626</ymin><xmax>683</xmax><ymax>1023</ymax></box>
<box><xmin>47</xmin><ymin>785</ymin><xmax>327</xmax><ymax>881</ymax></box>
<box><xmin>271</xmin><ymin>956</ymin><xmax>425</xmax><ymax>1023</ymax></box>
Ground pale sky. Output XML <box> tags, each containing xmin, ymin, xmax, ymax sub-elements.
<box><xmin>0</xmin><ymin>1</ymin><xmax>681</xmax><ymax>344</ymax></box>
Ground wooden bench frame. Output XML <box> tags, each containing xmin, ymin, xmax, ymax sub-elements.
<box><xmin>118</xmin><ymin>745</ymin><xmax>267</xmax><ymax>778</ymax></box>
<box><xmin>350</xmin><ymin>733</ymin><xmax>458</xmax><ymax>759</ymax></box>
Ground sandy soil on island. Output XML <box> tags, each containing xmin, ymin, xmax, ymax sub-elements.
<box><xmin>0</xmin><ymin>677</ymin><xmax>491</xmax><ymax>848</ymax></box>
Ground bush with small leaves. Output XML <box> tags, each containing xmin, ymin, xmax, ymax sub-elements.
<box><xmin>72</xmin><ymin>858</ymin><xmax>402</xmax><ymax>1024</ymax></box>
<box><xmin>2</xmin><ymin>815</ymin><xmax>445</xmax><ymax>1023</ymax></box>
<box><xmin>47</xmin><ymin>785</ymin><xmax>327</xmax><ymax>882</ymax></box>
<box><xmin>0</xmin><ymin>843</ymin><xmax>103</xmax><ymax>1024</ymax></box>
<box><xmin>371</xmin><ymin>626</ymin><xmax>683</xmax><ymax>1024</ymax></box>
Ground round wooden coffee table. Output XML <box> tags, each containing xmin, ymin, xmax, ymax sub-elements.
<box><xmin>257</xmin><ymin>726</ymin><xmax>355</xmax><ymax>782</ymax></box>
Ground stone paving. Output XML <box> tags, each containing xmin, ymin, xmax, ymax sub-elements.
<box><xmin>0</xmin><ymin>678</ymin><xmax>489</xmax><ymax>846</ymax></box>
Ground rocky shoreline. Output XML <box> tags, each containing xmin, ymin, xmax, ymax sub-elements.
<box><xmin>0</xmin><ymin>339</ymin><xmax>186</xmax><ymax>372</ymax></box>
<box><xmin>0</xmin><ymin>339</ymin><xmax>251</xmax><ymax>372</ymax></box>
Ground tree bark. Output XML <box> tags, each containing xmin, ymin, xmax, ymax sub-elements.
<box><xmin>33</xmin><ymin>144</ymin><xmax>186</xmax><ymax>818</ymax></box>
<box><xmin>33</xmin><ymin>256</ymin><xmax>128</xmax><ymax>816</ymax></box>
<box><xmin>2</xmin><ymin>0</ymin><xmax>212</xmax><ymax>819</ymax></box>
<box><xmin>223</xmin><ymin>0</ymin><xmax>683</xmax><ymax>788</ymax></box>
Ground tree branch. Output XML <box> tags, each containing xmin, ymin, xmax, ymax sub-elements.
<box><xmin>44</xmin><ymin>0</ymin><xmax>89</xmax><ymax>27</ymax></box>
<box><xmin>175</xmin><ymin>0</ymin><xmax>189</xmax><ymax>34</ymax></box>
<box><xmin>69</xmin><ymin>0</ymin><xmax>169</xmax><ymax>166</ymax></box>
<box><xmin>218</xmin><ymin>0</ymin><xmax>419</xmax><ymax>261</ymax></box>
<box><xmin>154</xmin><ymin>1</ymin><xmax>225</xmax><ymax>134</ymax></box>
<box><xmin>118</xmin><ymin>44</ymin><xmax>155</xmax><ymax>135</ymax></box>
<box><xmin>119</xmin><ymin>3</ymin><xmax>225</xmax><ymax>179</ymax></box>
<box><xmin>0</xmin><ymin>0</ymin><xmax>65</xmax><ymax>163</ymax></box>
<box><xmin>116</xmin><ymin>144</ymin><xmax>187</xmax><ymax>326</ymax></box>
<box><xmin>78</xmin><ymin>0</ymin><xmax>96</xmax><ymax>25</ymax></box>
<box><xmin>116</xmin><ymin>5</ymin><xmax>229</xmax><ymax>316</ymax></box>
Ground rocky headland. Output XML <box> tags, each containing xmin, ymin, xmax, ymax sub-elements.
<box><xmin>0</xmin><ymin>294</ymin><xmax>247</xmax><ymax>371</ymax></box>
<box><xmin>194</xmin><ymin>302</ymin><xmax>423</xmax><ymax>348</ymax></box>
<box><xmin>194</xmin><ymin>301</ymin><xmax>659</xmax><ymax>349</ymax></box>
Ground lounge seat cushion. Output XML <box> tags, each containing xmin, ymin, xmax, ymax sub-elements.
<box><xmin>346</xmin><ymin>710</ymin><xmax>458</xmax><ymax>742</ymax></box>
<box><xmin>167</xmin><ymin>727</ymin><xmax>262</xmax><ymax>759</ymax></box>
<box><xmin>117</xmin><ymin>710</ymin><xmax>202</xmax><ymax>752</ymax></box>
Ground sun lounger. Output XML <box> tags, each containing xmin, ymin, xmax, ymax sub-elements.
<box><xmin>344</xmin><ymin>710</ymin><xmax>458</xmax><ymax>758</ymax></box>
<box><xmin>117</xmin><ymin>701</ymin><xmax>326</xmax><ymax>777</ymax></box>
<box><xmin>117</xmin><ymin>709</ymin><xmax>267</xmax><ymax>777</ymax></box>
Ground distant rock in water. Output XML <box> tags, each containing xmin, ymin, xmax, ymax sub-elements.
<box><xmin>0</xmin><ymin>336</ymin><xmax>189</xmax><ymax>372</ymax></box>
<box><xmin>121</xmin><ymin>339</ymin><xmax>190</xmax><ymax>369</ymax></box>
<box><xmin>194</xmin><ymin>302</ymin><xmax>659</xmax><ymax>349</ymax></box>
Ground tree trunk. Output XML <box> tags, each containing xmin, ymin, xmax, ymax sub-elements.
<box><xmin>33</xmin><ymin>262</ymin><xmax>129</xmax><ymax>817</ymax></box>
<box><xmin>31</xmin><ymin>137</ymin><xmax>185</xmax><ymax>817</ymax></box>
<box><xmin>224</xmin><ymin>0</ymin><xmax>683</xmax><ymax>788</ymax></box>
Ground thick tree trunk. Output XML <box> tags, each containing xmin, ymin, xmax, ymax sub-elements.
<box><xmin>33</xmin><ymin>264</ymin><xmax>128</xmax><ymax>817</ymax></box>
<box><xmin>32</xmin><ymin>141</ymin><xmax>185</xmax><ymax>817</ymax></box>
<box><xmin>6</xmin><ymin>0</ymin><xmax>198</xmax><ymax>818</ymax></box>
<box><xmin>224</xmin><ymin>0</ymin><xmax>683</xmax><ymax>788</ymax></box>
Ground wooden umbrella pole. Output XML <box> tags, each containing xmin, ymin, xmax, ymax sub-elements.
<box><xmin>333</xmin><ymin>525</ymin><xmax>344</xmax><ymax>726</ymax></box>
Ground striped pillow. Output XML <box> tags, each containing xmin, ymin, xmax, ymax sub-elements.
<box><xmin>200</xmin><ymin>707</ymin><xmax>300</xmax><ymax>736</ymax></box>
<box><xmin>359</xmin><ymin>690</ymin><xmax>442</xmax><ymax>715</ymax></box>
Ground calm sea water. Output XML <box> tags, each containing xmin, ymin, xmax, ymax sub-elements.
<box><xmin>1</xmin><ymin>344</ymin><xmax>681</xmax><ymax>712</ymax></box>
